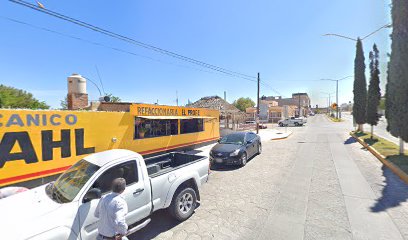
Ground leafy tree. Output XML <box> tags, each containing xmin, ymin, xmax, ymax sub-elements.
<box><xmin>233</xmin><ymin>97</ymin><xmax>255</xmax><ymax>112</ymax></box>
<box><xmin>366</xmin><ymin>44</ymin><xmax>381</xmax><ymax>139</ymax></box>
<box><xmin>106</xmin><ymin>93</ymin><xmax>121</xmax><ymax>103</ymax></box>
<box><xmin>60</xmin><ymin>96</ymin><xmax>68</xmax><ymax>110</ymax></box>
<box><xmin>352</xmin><ymin>38</ymin><xmax>367</xmax><ymax>131</ymax></box>
<box><xmin>379</xmin><ymin>98</ymin><xmax>385</xmax><ymax>110</ymax></box>
<box><xmin>0</xmin><ymin>85</ymin><xmax>49</xmax><ymax>109</ymax></box>
<box><xmin>386</xmin><ymin>0</ymin><xmax>408</xmax><ymax>154</ymax></box>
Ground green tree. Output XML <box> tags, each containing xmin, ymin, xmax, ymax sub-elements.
<box><xmin>366</xmin><ymin>44</ymin><xmax>381</xmax><ymax>139</ymax></box>
<box><xmin>60</xmin><ymin>96</ymin><xmax>68</xmax><ymax>110</ymax></box>
<box><xmin>379</xmin><ymin>98</ymin><xmax>385</xmax><ymax>110</ymax></box>
<box><xmin>386</xmin><ymin>0</ymin><xmax>408</xmax><ymax>154</ymax></box>
<box><xmin>233</xmin><ymin>97</ymin><xmax>255</xmax><ymax>112</ymax></box>
<box><xmin>352</xmin><ymin>38</ymin><xmax>367</xmax><ymax>131</ymax></box>
<box><xmin>106</xmin><ymin>93</ymin><xmax>121</xmax><ymax>103</ymax></box>
<box><xmin>0</xmin><ymin>85</ymin><xmax>49</xmax><ymax>109</ymax></box>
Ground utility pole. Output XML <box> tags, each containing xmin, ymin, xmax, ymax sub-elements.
<box><xmin>336</xmin><ymin>80</ymin><xmax>339</xmax><ymax>119</ymax></box>
<box><xmin>320</xmin><ymin>76</ymin><xmax>352</xmax><ymax>119</ymax></box>
<box><xmin>298</xmin><ymin>92</ymin><xmax>301</xmax><ymax>117</ymax></box>
<box><xmin>257</xmin><ymin>73</ymin><xmax>260</xmax><ymax>134</ymax></box>
<box><xmin>321</xmin><ymin>91</ymin><xmax>334</xmax><ymax>115</ymax></box>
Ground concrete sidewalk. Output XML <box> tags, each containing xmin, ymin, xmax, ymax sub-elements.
<box><xmin>256</xmin><ymin>128</ymin><xmax>293</xmax><ymax>141</ymax></box>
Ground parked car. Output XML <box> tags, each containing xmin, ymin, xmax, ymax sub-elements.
<box><xmin>245</xmin><ymin>121</ymin><xmax>267</xmax><ymax>129</ymax></box>
<box><xmin>0</xmin><ymin>149</ymin><xmax>210</xmax><ymax>240</ymax></box>
<box><xmin>278</xmin><ymin>117</ymin><xmax>305</xmax><ymax>127</ymax></box>
<box><xmin>210</xmin><ymin>132</ymin><xmax>261</xmax><ymax>167</ymax></box>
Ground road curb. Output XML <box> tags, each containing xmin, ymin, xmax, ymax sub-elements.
<box><xmin>351</xmin><ymin>133</ymin><xmax>408</xmax><ymax>185</ymax></box>
<box><xmin>271</xmin><ymin>131</ymin><xmax>292</xmax><ymax>140</ymax></box>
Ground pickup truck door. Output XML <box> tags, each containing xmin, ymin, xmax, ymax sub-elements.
<box><xmin>77</xmin><ymin>160</ymin><xmax>151</xmax><ymax>239</ymax></box>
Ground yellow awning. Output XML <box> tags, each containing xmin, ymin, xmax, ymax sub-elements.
<box><xmin>138</xmin><ymin>116</ymin><xmax>216</xmax><ymax>120</ymax></box>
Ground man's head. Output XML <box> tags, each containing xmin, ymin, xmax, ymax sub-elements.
<box><xmin>112</xmin><ymin>178</ymin><xmax>126</xmax><ymax>194</ymax></box>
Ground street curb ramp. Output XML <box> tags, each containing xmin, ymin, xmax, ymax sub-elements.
<box><xmin>350</xmin><ymin>133</ymin><xmax>408</xmax><ymax>185</ymax></box>
<box><xmin>271</xmin><ymin>131</ymin><xmax>293</xmax><ymax>140</ymax></box>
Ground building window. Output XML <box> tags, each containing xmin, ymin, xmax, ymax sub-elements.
<box><xmin>270</xmin><ymin>112</ymin><xmax>281</xmax><ymax>118</ymax></box>
<box><xmin>180</xmin><ymin>118</ymin><xmax>204</xmax><ymax>134</ymax></box>
<box><xmin>134</xmin><ymin>117</ymin><xmax>178</xmax><ymax>139</ymax></box>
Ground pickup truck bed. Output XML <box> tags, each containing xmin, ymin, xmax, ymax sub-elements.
<box><xmin>145</xmin><ymin>153</ymin><xmax>207</xmax><ymax>177</ymax></box>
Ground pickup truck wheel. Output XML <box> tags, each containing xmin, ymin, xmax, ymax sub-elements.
<box><xmin>279</xmin><ymin>122</ymin><xmax>284</xmax><ymax>127</ymax></box>
<box><xmin>169</xmin><ymin>188</ymin><xmax>197</xmax><ymax>221</ymax></box>
<box><xmin>294</xmin><ymin>122</ymin><xmax>299</xmax><ymax>126</ymax></box>
<box><xmin>240</xmin><ymin>152</ymin><xmax>247</xmax><ymax>167</ymax></box>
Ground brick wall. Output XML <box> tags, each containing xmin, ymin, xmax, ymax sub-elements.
<box><xmin>67</xmin><ymin>93</ymin><xmax>88</xmax><ymax>110</ymax></box>
<box><xmin>97</xmin><ymin>102</ymin><xmax>132</xmax><ymax>112</ymax></box>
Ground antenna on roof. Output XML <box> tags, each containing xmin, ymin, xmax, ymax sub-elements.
<box><xmin>95</xmin><ymin>65</ymin><xmax>106</xmax><ymax>95</ymax></box>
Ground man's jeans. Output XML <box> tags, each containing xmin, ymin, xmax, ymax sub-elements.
<box><xmin>96</xmin><ymin>234</ymin><xmax>129</xmax><ymax>240</ymax></box>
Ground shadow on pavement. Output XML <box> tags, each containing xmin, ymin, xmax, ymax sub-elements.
<box><xmin>186</xmin><ymin>149</ymin><xmax>203</xmax><ymax>155</ymax></box>
<box><xmin>128</xmin><ymin>209</ymin><xmax>182</xmax><ymax>240</ymax></box>
<box><xmin>210</xmin><ymin>155</ymin><xmax>258</xmax><ymax>172</ymax></box>
<box><xmin>210</xmin><ymin>164</ymin><xmax>241</xmax><ymax>172</ymax></box>
<box><xmin>371</xmin><ymin>165</ymin><xmax>408</xmax><ymax>212</ymax></box>
<box><xmin>344</xmin><ymin>137</ymin><xmax>357</xmax><ymax>144</ymax></box>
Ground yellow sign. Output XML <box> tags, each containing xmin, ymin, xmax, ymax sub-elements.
<box><xmin>130</xmin><ymin>104</ymin><xmax>202</xmax><ymax>117</ymax></box>
<box><xmin>0</xmin><ymin>104</ymin><xmax>219</xmax><ymax>186</ymax></box>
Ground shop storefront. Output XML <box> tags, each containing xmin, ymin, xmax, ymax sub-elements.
<box><xmin>0</xmin><ymin>104</ymin><xmax>219</xmax><ymax>187</ymax></box>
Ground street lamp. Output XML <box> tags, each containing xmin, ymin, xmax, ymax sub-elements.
<box><xmin>320</xmin><ymin>76</ymin><xmax>353</xmax><ymax>119</ymax></box>
<box><xmin>322</xmin><ymin>24</ymin><xmax>392</xmax><ymax>119</ymax></box>
<box><xmin>321</xmin><ymin>92</ymin><xmax>335</xmax><ymax>115</ymax></box>
<box><xmin>323</xmin><ymin>23</ymin><xmax>392</xmax><ymax>42</ymax></box>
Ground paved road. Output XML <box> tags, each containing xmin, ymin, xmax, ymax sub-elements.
<box><xmin>129</xmin><ymin>114</ymin><xmax>408</xmax><ymax>240</ymax></box>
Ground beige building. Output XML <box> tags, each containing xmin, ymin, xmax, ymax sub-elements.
<box><xmin>258</xmin><ymin>93</ymin><xmax>310</xmax><ymax>122</ymax></box>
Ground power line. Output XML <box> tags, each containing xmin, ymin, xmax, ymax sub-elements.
<box><xmin>259</xmin><ymin>81</ymin><xmax>282</xmax><ymax>96</ymax></box>
<box><xmin>9</xmin><ymin>0</ymin><xmax>257</xmax><ymax>81</ymax></box>
<box><xmin>0</xmin><ymin>15</ymin><xmax>257</xmax><ymax>83</ymax></box>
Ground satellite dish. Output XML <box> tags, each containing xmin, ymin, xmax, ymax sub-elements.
<box><xmin>103</xmin><ymin>96</ymin><xmax>111</xmax><ymax>102</ymax></box>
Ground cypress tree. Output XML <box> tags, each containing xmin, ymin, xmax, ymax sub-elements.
<box><xmin>386</xmin><ymin>0</ymin><xmax>408</xmax><ymax>154</ymax></box>
<box><xmin>353</xmin><ymin>38</ymin><xmax>367</xmax><ymax>131</ymax></box>
<box><xmin>366</xmin><ymin>44</ymin><xmax>381</xmax><ymax>139</ymax></box>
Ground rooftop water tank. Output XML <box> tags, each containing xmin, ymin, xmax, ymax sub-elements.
<box><xmin>68</xmin><ymin>73</ymin><xmax>87</xmax><ymax>94</ymax></box>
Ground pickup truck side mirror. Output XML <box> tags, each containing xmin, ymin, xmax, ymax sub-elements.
<box><xmin>246</xmin><ymin>140</ymin><xmax>253</xmax><ymax>145</ymax></box>
<box><xmin>83</xmin><ymin>188</ymin><xmax>102</xmax><ymax>203</ymax></box>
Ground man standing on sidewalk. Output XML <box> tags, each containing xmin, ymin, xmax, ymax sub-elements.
<box><xmin>95</xmin><ymin>178</ymin><xmax>128</xmax><ymax>240</ymax></box>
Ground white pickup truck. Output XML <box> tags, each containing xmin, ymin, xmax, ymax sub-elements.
<box><xmin>0</xmin><ymin>149</ymin><xmax>210</xmax><ymax>240</ymax></box>
<box><xmin>278</xmin><ymin>117</ymin><xmax>307</xmax><ymax>127</ymax></box>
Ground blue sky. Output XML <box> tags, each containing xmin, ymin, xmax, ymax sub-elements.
<box><xmin>0</xmin><ymin>0</ymin><xmax>391</xmax><ymax>109</ymax></box>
